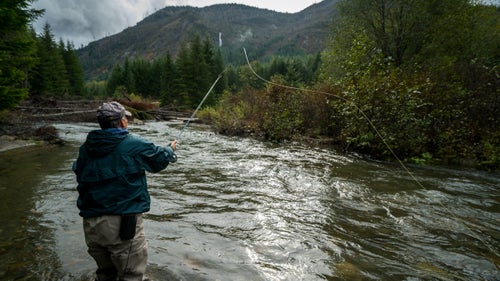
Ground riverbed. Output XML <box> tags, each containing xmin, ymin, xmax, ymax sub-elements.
<box><xmin>0</xmin><ymin>121</ymin><xmax>498</xmax><ymax>280</ymax></box>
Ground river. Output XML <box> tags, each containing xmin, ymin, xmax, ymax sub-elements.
<box><xmin>0</xmin><ymin>121</ymin><xmax>498</xmax><ymax>281</ymax></box>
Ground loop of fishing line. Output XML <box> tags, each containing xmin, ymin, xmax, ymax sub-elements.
<box><xmin>242</xmin><ymin>47</ymin><xmax>499</xmax><ymax>258</ymax></box>
<box><xmin>243</xmin><ymin>48</ymin><xmax>424</xmax><ymax>189</ymax></box>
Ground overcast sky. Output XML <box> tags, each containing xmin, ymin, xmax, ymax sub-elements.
<box><xmin>32</xmin><ymin>0</ymin><xmax>322</xmax><ymax>48</ymax></box>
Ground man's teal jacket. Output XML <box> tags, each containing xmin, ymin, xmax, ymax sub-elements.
<box><xmin>73</xmin><ymin>129</ymin><xmax>175</xmax><ymax>218</ymax></box>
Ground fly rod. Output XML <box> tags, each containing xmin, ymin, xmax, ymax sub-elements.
<box><xmin>178</xmin><ymin>72</ymin><xmax>224</xmax><ymax>140</ymax></box>
<box><xmin>169</xmin><ymin>71</ymin><xmax>224</xmax><ymax>162</ymax></box>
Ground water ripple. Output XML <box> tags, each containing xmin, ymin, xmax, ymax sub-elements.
<box><xmin>0</xmin><ymin>122</ymin><xmax>496</xmax><ymax>280</ymax></box>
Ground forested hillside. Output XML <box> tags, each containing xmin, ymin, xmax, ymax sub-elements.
<box><xmin>1</xmin><ymin>0</ymin><xmax>498</xmax><ymax>171</ymax></box>
<box><xmin>77</xmin><ymin>0</ymin><xmax>336</xmax><ymax>80</ymax></box>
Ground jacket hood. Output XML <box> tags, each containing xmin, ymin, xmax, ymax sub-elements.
<box><xmin>84</xmin><ymin>129</ymin><xmax>128</xmax><ymax>157</ymax></box>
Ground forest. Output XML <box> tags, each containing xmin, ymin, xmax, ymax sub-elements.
<box><xmin>204</xmin><ymin>0</ymin><xmax>500</xmax><ymax>170</ymax></box>
<box><xmin>1</xmin><ymin>0</ymin><xmax>499</xmax><ymax>170</ymax></box>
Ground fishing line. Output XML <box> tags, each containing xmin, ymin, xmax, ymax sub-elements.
<box><xmin>243</xmin><ymin>48</ymin><xmax>424</xmax><ymax>189</ymax></box>
<box><xmin>243</xmin><ymin>48</ymin><xmax>499</xmax><ymax>258</ymax></box>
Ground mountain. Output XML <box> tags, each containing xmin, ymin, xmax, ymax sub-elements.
<box><xmin>77</xmin><ymin>0</ymin><xmax>337</xmax><ymax>80</ymax></box>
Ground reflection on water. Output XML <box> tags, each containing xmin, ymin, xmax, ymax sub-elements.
<box><xmin>0</xmin><ymin>121</ymin><xmax>498</xmax><ymax>280</ymax></box>
<box><xmin>0</xmin><ymin>145</ymin><xmax>92</xmax><ymax>280</ymax></box>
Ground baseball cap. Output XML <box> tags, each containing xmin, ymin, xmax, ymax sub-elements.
<box><xmin>96</xmin><ymin>101</ymin><xmax>132</xmax><ymax>121</ymax></box>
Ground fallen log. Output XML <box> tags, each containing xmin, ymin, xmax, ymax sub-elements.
<box><xmin>30</xmin><ymin>110</ymin><xmax>96</xmax><ymax>117</ymax></box>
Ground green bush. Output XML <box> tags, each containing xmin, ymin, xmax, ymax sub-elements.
<box><xmin>478</xmin><ymin>132</ymin><xmax>500</xmax><ymax>171</ymax></box>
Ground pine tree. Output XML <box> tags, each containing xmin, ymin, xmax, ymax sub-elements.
<box><xmin>175</xmin><ymin>42</ymin><xmax>193</xmax><ymax>106</ymax></box>
<box><xmin>159</xmin><ymin>53</ymin><xmax>177</xmax><ymax>106</ymax></box>
<box><xmin>130</xmin><ymin>58</ymin><xmax>152</xmax><ymax>96</ymax></box>
<box><xmin>0</xmin><ymin>0</ymin><xmax>42</xmax><ymax>110</ymax></box>
<box><xmin>150</xmin><ymin>59</ymin><xmax>163</xmax><ymax>99</ymax></box>
<box><xmin>123</xmin><ymin>58</ymin><xmax>136</xmax><ymax>95</ymax></box>
<box><xmin>189</xmin><ymin>35</ymin><xmax>210</xmax><ymax>106</ymax></box>
<box><xmin>106</xmin><ymin>63</ymin><xmax>124</xmax><ymax>96</ymax></box>
<box><xmin>202</xmin><ymin>38</ymin><xmax>225</xmax><ymax>105</ymax></box>
<box><xmin>212</xmin><ymin>48</ymin><xmax>227</xmax><ymax>100</ymax></box>
<box><xmin>61</xmin><ymin>41</ymin><xmax>85</xmax><ymax>96</ymax></box>
<box><xmin>30</xmin><ymin>24</ymin><xmax>69</xmax><ymax>96</ymax></box>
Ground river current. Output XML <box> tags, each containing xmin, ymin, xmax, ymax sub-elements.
<box><xmin>0</xmin><ymin>121</ymin><xmax>498</xmax><ymax>280</ymax></box>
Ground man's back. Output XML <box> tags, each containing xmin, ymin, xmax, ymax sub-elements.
<box><xmin>74</xmin><ymin>128</ymin><xmax>173</xmax><ymax>218</ymax></box>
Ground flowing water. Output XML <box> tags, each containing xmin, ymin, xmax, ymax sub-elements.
<box><xmin>0</xmin><ymin>121</ymin><xmax>498</xmax><ymax>281</ymax></box>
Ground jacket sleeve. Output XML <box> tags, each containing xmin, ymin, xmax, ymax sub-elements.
<box><xmin>128</xmin><ymin>135</ymin><xmax>175</xmax><ymax>173</ymax></box>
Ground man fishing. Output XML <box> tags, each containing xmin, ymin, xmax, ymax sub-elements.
<box><xmin>73</xmin><ymin>101</ymin><xmax>177</xmax><ymax>281</ymax></box>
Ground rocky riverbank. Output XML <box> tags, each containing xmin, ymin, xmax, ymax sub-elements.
<box><xmin>0</xmin><ymin>98</ymin><xmax>192</xmax><ymax>152</ymax></box>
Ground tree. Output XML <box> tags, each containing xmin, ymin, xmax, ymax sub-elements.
<box><xmin>203</xmin><ymin>37</ymin><xmax>225</xmax><ymax>106</ymax></box>
<box><xmin>130</xmin><ymin>58</ymin><xmax>154</xmax><ymax>96</ymax></box>
<box><xmin>211</xmin><ymin>48</ymin><xmax>227</xmax><ymax>101</ymax></box>
<box><xmin>104</xmin><ymin>36</ymin><xmax>227</xmax><ymax>108</ymax></box>
<box><xmin>319</xmin><ymin>0</ymin><xmax>500</xmax><ymax>167</ymax></box>
<box><xmin>61</xmin><ymin>41</ymin><xmax>85</xmax><ymax>96</ymax></box>
<box><xmin>0</xmin><ymin>0</ymin><xmax>42</xmax><ymax>110</ymax></box>
<box><xmin>106</xmin><ymin>63</ymin><xmax>124</xmax><ymax>96</ymax></box>
<box><xmin>189</xmin><ymin>35</ymin><xmax>210</xmax><ymax>106</ymax></box>
<box><xmin>30</xmin><ymin>24</ymin><xmax>69</xmax><ymax>96</ymax></box>
<box><xmin>159</xmin><ymin>53</ymin><xmax>177</xmax><ymax>106</ymax></box>
<box><xmin>175</xmin><ymin>42</ymin><xmax>193</xmax><ymax>106</ymax></box>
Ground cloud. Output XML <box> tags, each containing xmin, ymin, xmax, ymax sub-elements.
<box><xmin>32</xmin><ymin>0</ymin><xmax>172</xmax><ymax>47</ymax></box>
<box><xmin>31</xmin><ymin>0</ymin><xmax>319</xmax><ymax>48</ymax></box>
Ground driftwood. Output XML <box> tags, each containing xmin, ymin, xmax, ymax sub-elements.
<box><xmin>146</xmin><ymin>108</ymin><xmax>192</xmax><ymax>121</ymax></box>
<box><xmin>14</xmin><ymin>99</ymin><xmax>197</xmax><ymax>122</ymax></box>
<box><xmin>31</xmin><ymin>110</ymin><xmax>96</xmax><ymax>117</ymax></box>
<box><xmin>18</xmin><ymin>106</ymin><xmax>94</xmax><ymax>111</ymax></box>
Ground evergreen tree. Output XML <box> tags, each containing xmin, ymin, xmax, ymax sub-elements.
<box><xmin>130</xmin><ymin>58</ymin><xmax>153</xmax><ymax>96</ymax></box>
<box><xmin>305</xmin><ymin>53</ymin><xmax>321</xmax><ymax>84</ymax></box>
<box><xmin>103</xmin><ymin>36</ymin><xmax>227</xmax><ymax>108</ymax></box>
<box><xmin>202</xmin><ymin>37</ymin><xmax>215</xmax><ymax>74</ymax></box>
<box><xmin>0</xmin><ymin>0</ymin><xmax>42</xmax><ymax>110</ymax></box>
<box><xmin>159</xmin><ymin>53</ymin><xmax>177</xmax><ymax>106</ymax></box>
<box><xmin>268</xmin><ymin>57</ymin><xmax>287</xmax><ymax>79</ymax></box>
<box><xmin>106</xmin><ymin>63</ymin><xmax>124</xmax><ymax>96</ymax></box>
<box><xmin>211</xmin><ymin>48</ymin><xmax>227</xmax><ymax>103</ymax></box>
<box><xmin>61</xmin><ymin>40</ymin><xmax>85</xmax><ymax>96</ymax></box>
<box><xmin>123</xmin><ymin>58</ymin><xmax>136</xmax><ymax>95</ymax></box>
<box><xmin>30</xmin><ymin>23</ymin><xmax>69</xmax><ymax>96</ymax></box>
<box><xmin>189</xmin><ymin>35</ymin><xmax>210</xmax><ymax>106</ymax></box>
<box><xmin>284</xmin><ymin>59</ymin><xmax>305</xmax><ymax>87</ymax></box>
<box><xmin>175</xmin><ymin>42</ymin><xmax>193</xmax><ymax>106</ymax></box>
<box><xmin>202</xmin><ymin>37</ymin><xmax>225</xmax><ymax>106</ymax></box>
<box><xmin>150</xmin><ymin>59</ymin><xmax>163</xmax><ymax>99</ymax></box>
<box><xmin>224</xmin><ymin>66</ymin><xmax>240</xmax><ymax>93</ymax></box>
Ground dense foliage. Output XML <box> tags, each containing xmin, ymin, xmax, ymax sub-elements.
<box><xmin>204</xmin><ymin>0</ymin><xmax>500</xmax><ymax>170</ymax></box>
<box><xmin>318</xmin><ymin>0</ymin><xmax>500</xmax><ymax>169</ymax></box>
<box><xmin>1</xmin><ymin>0</ymin><xmax>498</xmax><ymax>170</ymax></box>
<box><xmin>0</xmin><ymin>1</ymin><xmax>85</xmax><ymax>109</ymax></box>
<box><xmin>0</xmin><ymin>0</ymin><xmax>41</xmax><ymax>110</ymax></box>
<box><xmin>106</xmin><ymin>36</ymin><xmax>225</xmax><ymax>108</ymax></box>
<box><xmin>198</xmin><ymin>55</ymin><xmax>328</xmax><ymax>138</ymax></box>
<box><xmin>77</xmin><ymin>2</ymin><xmax>334</xmax><ymax>80</ymax></box>
<box><xmin>29</xmin><ymin>24</ymin><xmax>85</xmax><ymax>97</ymax></box>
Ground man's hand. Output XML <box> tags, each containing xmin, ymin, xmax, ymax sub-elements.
<box><xmin>170</xmin><ymin>140</ymin><xmax>177</xmax><ymax>151</ymax></box>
